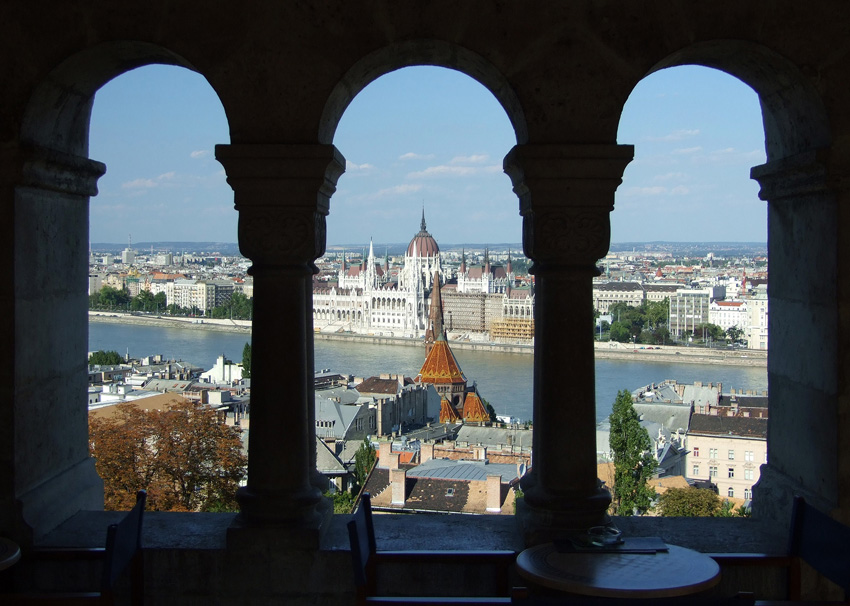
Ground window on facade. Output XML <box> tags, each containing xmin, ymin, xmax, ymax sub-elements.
<box><xmin>728</xmin><ymin>467</ymin><xmax>735</xmax><ymax>478</ymax></box>
<box><xmin>744</xmin><ymin>488</ymin><xmax>751</xmax><ymax>499</ymax></box>
<box><xmin>745</xmin><ymin>450</ymin><xmax>754</xmax><ymax>462</ymax></box>
<box><xmin>744</xmin><ymin>469</ymin><xmax>754</xmax><ymax>480</ymax></box>
<box><xmin>710</xmin><ymin>466</ymin><xmax>718</xmax><ymax>478</ymax></box>
<box><xmin>728</xmin><ymin>449</ymin><xmax>735</xmax><ymax>460</ymax></box>
<box><xmin>693</xmin><ymin>447</ymin><xmax>699</xmax><ymax>457</ymax></box>
<box><xmin>692</xmin><ymin>464</ymin><xmax>700</xmax><ymax>476</ymax></box>
<box><xmin>709</xmin><ymin>448</ymin><xmax>718</xmax><ymax>459</ymax></box>
<box><xmin>728</xmin><ymin>487</ymin><xmax>734</xmax><ymax>497</ymax></box>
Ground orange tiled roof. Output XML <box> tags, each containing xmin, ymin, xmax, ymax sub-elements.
<box><xmin>462</xmin><ymin>391</ymin><xmax>489</xmax><ymax>423</ymax></box>
<box><xmin>419</xmin><ymin>337</ymin><xmax>466</xmax><ymax>385</ymax></box>
<box><xmin>439</xmin><ymin>397</ymin><xmax>460</xmax><ymax>423</ymax></box>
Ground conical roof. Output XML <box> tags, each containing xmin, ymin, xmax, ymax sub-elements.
<box><xmin>462</xmin><ymin>390</ymin><xmax>490</xmax><ymax>423</ymax></box>
<box><xmin>406</xmin><ymin>209</ymin><xmax>439</xmax><ymax>257</ymax></box>
<box><xmin>419</xmin><ymin>334</ymin><xmax>467</xmax><ymax>385</ymax></box>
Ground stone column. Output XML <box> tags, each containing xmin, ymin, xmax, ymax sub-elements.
<box><xmin>216</xmin><ymin>144</ymin><xmax>345</xmax><ymax>530</ymax></box>
<box><xmin>504</xmin><ymin>143</ymin><xmax>633</xmax><ymax>543</ymax></box>
<box><xmin>749</xmin><ymin>150</ymin><xmax>840</xmax><ymax>525</ymax></box>
<box><xmin>5</xmin><ymin>144</ymin><xmax>106</xmax><ymax>545</ymax></box>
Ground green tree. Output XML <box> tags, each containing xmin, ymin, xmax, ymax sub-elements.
<box><xmin>91</xmin><ymin>285</ymin><xmax>130</xmax><ymax>310</ymax></box>
<box><xmin>88</xmin><ymin>350</ymin><xmax>124</xmax><ymax>366</ymax></box>
<box><xmin>657</xmin><ymin>487</ymin><xmax>721</xmax><ymax>517</ymax></box>
<box><xmin>325</xmin><ymin>490</ymin><xmax>355</xmax><ymax>514</ymax></box>
<box><xmin>608</xmin><ymin>389</ymin><xmax>656</xmax><ymax>515</ymax></box>
<box><xmin>353</xmin><ymin>438</ymin><xmax>376</xmax><ymax>489</ymax></box>
<box><xmin>726</xmin><ymin>325</ymin><xmax>745</xmax><ymax>344</ymax></box>
<box><xmin>241</xmin><ymin>342</ymin><xmax>252</xmax><ymax>379</ymax></box>
<box><xmin>609</xmin><ymin>321</ymin><xmax>631</xmax><ymax>343</ymax></box>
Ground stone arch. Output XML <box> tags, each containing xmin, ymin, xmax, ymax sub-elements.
<box><xmin>629</xmin><ymin>40</ymin><xmax>830</xmax><ymax>161</ymax></box>
<box><xmin>318</xmin><ymin>39</ymin><xmax>528</xmax><ymax>145</ymax></box>
<box><xmin>21</xmin><ymin>41</ymin><xmax>227</xmax><ymax>156</ymax></box>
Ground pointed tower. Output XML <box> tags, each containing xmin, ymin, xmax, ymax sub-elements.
<box><xmin>484</xmin><ymin>248</ymin><xmax>491</xmax><ymax>275</ymax></box>
<box><xmin>424</xmin><ymin>271</ymin><xmax>444</xmax><ymax>353</ymax></box>
<box><xmin>384</xmin><ymin>247</ymin><xmax>389</xmax><ymax>275</ymax></box>
<box><xmin>460</xmin><ymin>249</ymin><xmax>467</xmax><ymax>275</ymax></box>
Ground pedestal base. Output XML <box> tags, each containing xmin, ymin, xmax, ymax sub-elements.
<box><xmin>516</xmin><ymin>489</ymin><xmax>612</xmax><ymax>546</ymax></box>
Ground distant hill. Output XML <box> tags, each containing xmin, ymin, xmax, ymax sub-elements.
<box><xmin>90</xmin><ymin>242</ymin><xmax>243</xmax><ymax>256</ymax></box>
<box><xmin>91</xmin><ymin>240</ymin><xmax>767</xmax><ymax>259</ymax></box>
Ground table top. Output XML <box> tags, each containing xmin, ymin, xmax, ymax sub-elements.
<box><xmin>516</xmin><ymin>541</ymin><xmax>721</xmax><ymax>599</ymax></box>
<box><xmin>0</xmin><ymin>537</ymin><xmax>21</xmax><ymax>571</ymax></box>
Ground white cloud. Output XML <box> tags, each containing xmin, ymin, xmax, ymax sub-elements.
<box><xmin>122</xmin><ymin>178</ymin><xmax>158</xmax><ymax>189</ymax></box>
<box><xmin>653</xmin><ymin>172</ymin><xmax>688</xmax><ymax>182</ymax></box>
<box><xmin>670</xmin><ymin>185</ymin><xmax>690</xmax><ymax>195</ymax></box>
<box><xmin>375</xmin><ymin>184</ymin><xmax>423</xmax><ymax>197</ymax></box>
<box><xmin>190</xmin><ymin>150</ymin><xmax>209</xmax><ymax>159</ymax></box>
<box><xmin>648</xmin><ymin>129</ymin><xmax>700</xmax><ymax>142</ymax></box>
<box><xmin>346</xmin><ymin>161</ymin><xmax>375</xmax><ymax>172</ymax></box>
<box><xmin>450</xmin><ymin>154</ymin><xmax>489</xmax><ymax>164</ymax></box>
<box><xmin>406</xmin><ymin>164</ymin><xmax>500</xmax><ymax>179</ymax></box>
<box><xmin>121</xmin><ymin>171</ymin><xmax>178</xmax><ymax>190</ymax></box>
<box><xmin>713</xmin><ymin>147</ymin><xmax>736</xmax><ymax>154</ymax></box>
<box><xmin>624</xmin><ymin>186</ymin><xmax>668</xmax><ymax>196</ymax></box>
<box><xmin>399</xmin><ymin>152</ymin><xmax>436</xmax><ymax>161</ymax></box>
<box><xmin>672</xmin><ymin>146</ymin><xmax>702</xmax><ymax>155</ymax></box>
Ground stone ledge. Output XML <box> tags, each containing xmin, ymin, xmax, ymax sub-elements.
<box><xmin>40</xmin><ymin>509</ymin><xmax>786</xmax><ymax>555</ymax></box>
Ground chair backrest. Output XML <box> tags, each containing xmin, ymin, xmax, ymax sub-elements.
<box><xmin>788</xmin><ymin>494</ymin><xmax>850</xmax><ymax>598</ymax></box>
<box><xmin>347</xmin><ymin>492</ymin><xmax>376</xmax><ymax>593</ymax></box>
<box><xmin>101</xmin><ymin>490</ymin><xmax>146</xmax><ymax>593</ymax></box>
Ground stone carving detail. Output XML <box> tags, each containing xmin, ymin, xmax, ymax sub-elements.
<box><xmin>525</xmin><ymin>210</ymin><xmax>610</xmax><ymax>264</ymax></box>
<box><xmin>239</xmin><ymin>209</ymin><xmax>319</xmax><ymax>263</ymax></box>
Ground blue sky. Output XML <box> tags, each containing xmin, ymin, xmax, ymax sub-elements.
<box><xmin>89</xmin><ymin>64</ymin><xmax>766</xmax><ymax>247</ymax></box>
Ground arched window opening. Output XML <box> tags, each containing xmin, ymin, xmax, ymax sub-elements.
<box><xmin>86</xmin><ymin>64</ymin><xmax>243</xmax><ymax>512</ymax></box>
<box><xmin>607</xmin><ymin>65</ymin><xmax>768</xmax><ymax>513</ymax></box>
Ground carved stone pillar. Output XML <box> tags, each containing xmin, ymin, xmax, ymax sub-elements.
<box><xmin>504</xmin><ymin>143</ymin><xmax>633</xmax><ymax>543</ymax></box>
<box><xmin>749</xmin><ymin>150</ymin><xmax>840</xmax><ymax>526</ymax></box>
<box><xmin>6</xmin><ymin>144</ymin><xmax>106</xmax><ymax>545</ymax></box>
<box><xmin>216</xmin><ymin>144</ymin><xmax>345</xmax><ymax>531</ymax></box>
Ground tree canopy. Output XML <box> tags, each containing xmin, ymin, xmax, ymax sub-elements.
<box><xmin>241</xmin><ymin>342</ymin><xmax>252</xmax><ymax>379</ymax></box>
<box><xmin>88</xmin><ymin>350</ymin><xmax>124</xmax><ymax>366</ymax></box>
<box><xmin>605</xmin><ymin>300</ymin><xmax>670</xmax><ymax>344</ymax></box>
<box><xmin>353</xmin><ymin>438</ymin><xmax>376</xmax><ymax>489</ymax></box>
<box><xmin>89</xmin><ymin>399</ymin><xmax>247</xmax><ymax>511</ymax></box>
<box><xmin>656</xmin><ymin>487</ymin><xmax>721</xmax><ymax>516</ymax></box>
<box><xmin>608</xmin><ymin>389</ymin><xmax>656</xmax><ymax>515</ymax></box>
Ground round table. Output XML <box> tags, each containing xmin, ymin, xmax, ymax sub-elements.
<box><xmin>0</xmin><ymin>537</ymin><xmax>21</xmax><ymax>570</ymax></box>
<box><xmin>516</xmin><ymin>542</ymin><xmax>721</xmax><ymax>599</ymax></box>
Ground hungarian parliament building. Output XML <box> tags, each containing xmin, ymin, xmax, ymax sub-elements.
<box><xmin>312</xmin><ymin>213</ymin><xmax>535</xmax><ymax>343</ymax></box>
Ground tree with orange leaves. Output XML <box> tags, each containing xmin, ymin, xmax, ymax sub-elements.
<box><xmin>89</xmin><ymin>399</ymin><xmax>247</xmax><ymax>512</ymax></box>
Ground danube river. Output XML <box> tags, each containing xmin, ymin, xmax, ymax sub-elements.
<box><xmin>89</xmin><ymin>322</ymin><xmax>768</xmax><ymax>423</ymax></box>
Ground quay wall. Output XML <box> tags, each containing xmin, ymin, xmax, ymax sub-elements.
<box><xmin>87</xmin><ymin>311</ymin><xmax>766</xmax><ymax>367</ymax></box>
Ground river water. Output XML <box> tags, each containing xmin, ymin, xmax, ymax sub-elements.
<box><xmin>89</xmin><ymin>322</ymin><xmax>768</xmax><ymax>423</ymax></box>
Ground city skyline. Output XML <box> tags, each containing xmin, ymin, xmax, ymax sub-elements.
<box><xmin>89</xmin><ymin>64</ymin><xmax>767</xmax><ymax>246</ymax></box>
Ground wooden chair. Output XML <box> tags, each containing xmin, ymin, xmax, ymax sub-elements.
<box><xmin>709</xmin><ymin>495</ymin><xmax>850</xmax><ymax>604</ymax></box>
<box><xmin>347</xmin><ymin>492</ymin><xmax>516</xmax><ymax>605</ymax></box>
<box><xmin>785</xmin><ymin>494</ymin><xmax>850</xmax><ymax>602</ymax></box>
<box><xmin>4</xmin><ymin>489</ymin><xmax>147</xmax><ymax>605</ymax></box>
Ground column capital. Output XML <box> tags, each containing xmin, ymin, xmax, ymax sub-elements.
<box><xmin>215</xmin><ymin>143</ymin><xmax>346</xmax><ymax>265</ymax></box>
<box><xmin>750</xmin><ymin>148</ymin><xmax>832</xmax><ymax>202</ymax></box>
<box><xmin>15</xmin><ymin>144</ymin><xmax>106</xmax><ymax>197</ymax></box>
<box><xmin>503</xmin><ymin>144</ymin><xmax>633</xmax><ymax>266</ymax></box>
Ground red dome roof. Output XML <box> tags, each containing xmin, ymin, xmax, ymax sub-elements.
<box><xmin>407</xmin><ymin>210</ymin><xmax>439</xmax><ymax>257</ymax></box>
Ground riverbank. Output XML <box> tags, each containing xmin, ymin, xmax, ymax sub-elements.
<box><xmin>88</xmin><ymin>311</ymin><xmax>767</xmax><ymax>367</ymax></box>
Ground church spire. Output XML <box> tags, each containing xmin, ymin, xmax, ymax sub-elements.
<box><xmin>460</xmin><ymin>248</ymin><xmax>466</xmax><ymax>274</ymax></box>
<box><xmin>420</xmin><ymin>206</ymin><xmax>427</xmax><ymax>232</ymax></box>
<box><xmin>424</xmin><ymin>270</ymin><xmax>444</xmax><ymax>355</ymax></box>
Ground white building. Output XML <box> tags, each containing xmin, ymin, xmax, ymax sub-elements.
<box><xmin>200</xmin><ymin>355</ymin><xmax>244</xmax><ymax>384</ymax></box>
<box><xmin>746</xmin><ymin>285</ymin><xmax>768</xmax><ymax>350</ymax></box>
<box><xmin>709</xmin><ymin>300</ymin><xmax>749</xmax><ymax>333</ymax></box>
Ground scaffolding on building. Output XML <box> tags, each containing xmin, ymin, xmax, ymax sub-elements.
<box><xmin>490</xmin><ymin>318</ymin><xmax>534</xmax><ymax>343</ymax></box>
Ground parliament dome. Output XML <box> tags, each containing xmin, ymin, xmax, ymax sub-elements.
<box><xmin>407</xmin><ymin>210</ymin><xmax>440</xmax><ymax>257</ymax></box>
